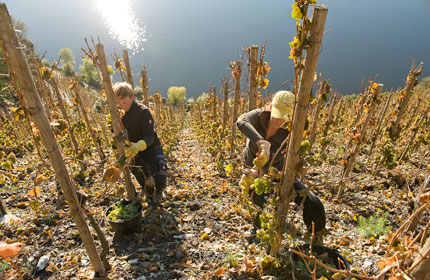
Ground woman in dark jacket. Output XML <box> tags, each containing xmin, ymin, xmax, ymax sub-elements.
<box><xmin>237</xmin><ymin>90</ymin><xmax>326</xmax><ymax>235</ymax></box>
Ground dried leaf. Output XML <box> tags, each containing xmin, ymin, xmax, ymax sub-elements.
<box><xmin>377</xmin><ymin>255</ymin><xmax>396</xmax><ymax>270</ymax></box>
<box><xmin>28</xmin><ymin>187</ymin><xmax>41</xmax><ymax>197</ymax></box>
<box><xmin>419</xmin><ymin>191</ymin><xmax>430</xmax><ymax>203</ymax></box>
<box><xmin>103</xmin><ymin>166</ymin><xmax>122</xmax><ymax>182</ymax></box>
<box><xmin>214</xmin><ymin>266</ymin><xmax>226</xmax><ymax>276</ymax></box>
<box><xmin>200</xmin><ymin>233</ymin><xmax>209</xmax><ymax>240</ymax></box>
<box><xmin>34</xmin><ymin>174</ymin><xmax>47</xmax><ymax>186</ymax></box>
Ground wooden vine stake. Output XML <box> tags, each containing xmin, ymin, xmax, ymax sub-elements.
<box><xmin>221</xmin><ymin>79</ymin><xmax>229</xmax><ymax>138</ymax></box>
<box><xmin>322</xmin><ymin>91</ymin><xmax>338</xmax><ymax>138</ymax></box>
<box><xmin>212</xmin><ymin>86</ymin><xmax>217</xmax><ymax>119</ymax></box>
<box><xmin>336</xmin><ymin>83</ymin><xmax>383</xmax><ymax>200</ymax></box>
<box><xmin>70</xmin><ymin>80</ymin><xmax>106</xmax><ymax>163</ymax></box>
<box><xmin>388</xmin><ymin>62</ymin><xmax>423</xmax><ymax>140</ymax></box>
<box><xmin>368</xmin><ymin>92</ymin><xmax>393</xmax><ymax>155</ymax></box>
<box><xmin>308</xmin><ymin>80</ymin><xmax>328</xmax><ymax>152</ymax></box>
<box><xmin>32</xmin><ymin>58</ymin><xmax>53</xmax><ymax>121</ymax></box>
<box><xmin>122</xmin><ymin>50</ymin><xmax>134</xmax><ymax>88</ymax></box>
<box><xmin>0</xmin><ymin>4</ymin><xmax>106</xmax><ymax>276</ymax></box>
<box><xmin>50</xmin><ymin>76</ymin><xmax>84</xmax><ymax>169</ymax></box>
<box><xmin>398</xmin><ymin>104</ymin><xmax>430</xmax><ymax>162</ymax></box>
<box><xmin>271</xmin><ymin>5</ymin><xmax>328</xmax><ymax>256</ymax></box>
<box><xmin>248</xmin><ymin>45</ymin><xmax>258</xmax><ymax>111</ymax></box>
<box><xmin>333</xmin><ymin>96</ymin><xmax>343</xmax><ymax>127</ymax></box>
<box><xmin>230</xmin><ymin>61</ymin><xmax>242</xmax><ymax>157</ymax></box>
<box><xmin>140</xmin><ymin>65</ymin><xmax>149</xmax><ymax>106</ymax></box>
<box><xmin>154</xmin><ymin>92</ymin><xmax>161</xmax><ymax>127</ymax></box>
<box><xmin>96</xmin><ymin>44</ymin><xmax>137</xmax><ymax>200</ymax></box>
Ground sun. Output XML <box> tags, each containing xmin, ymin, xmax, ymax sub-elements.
<box><xmin>94</xmin><ymin>0</ymin><xmax>146</xmax><ymax>54</ymax></box>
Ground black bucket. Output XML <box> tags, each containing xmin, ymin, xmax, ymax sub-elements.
<box><xmin>104</xmin><ymin>200</ymin><xmax>143</xmax><ymax>235</ymax></box>
<box><xmin>290</xmin><ymin>243</ymin><xmax>351</xmax><ymax>280</ymax></box>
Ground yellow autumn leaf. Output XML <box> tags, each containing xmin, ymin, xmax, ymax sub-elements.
<box><xmin>291</xmin><ymin>3</ymin><xmax>303</xmax><ymax>20</ymax></box>
<box><xmin>331</xmin><ymin>273</ymin><xmax>344</xmax><ymax>280</ymax></box>
<box><xmin>34</xmin><ymin>174</ymin><xmax>47</xmax><ymax>186</ymax></box>
<box><xmin>28</xmin><ymin>186</ymin><xmax>41</xmax><ymax>197</ymax></box>
<box><xmin>1</xmin><ymin>160</ymin><xmax>12</xmax><ymax>170</ymax></box>
<box><xmin>200</xmin><ymin>233</ymin><xmax>209</xmax><ymax>240</ymax></box>
<box><xmin>107</xmin><ymin>65</ymin><xmax>115</xmax><ymax>74</ymax></box>
<box><xmin>214</xmin><ymin>266</ymin><xmax>226</xmax><ymax>276</ymax></box>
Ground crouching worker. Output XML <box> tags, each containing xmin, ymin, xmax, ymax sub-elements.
<box><xmin>113</xmin><ymin>82</ymin><xmax>168</xmax><ymax>206</ymax></box>
<box><xmin>236</xmin><ymin>90</ymin><xmax>326</xmax><ymax>240</ymax></box>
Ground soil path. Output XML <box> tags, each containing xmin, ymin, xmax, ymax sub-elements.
<box><xmin>108</xmin><ymin>127</ymin><xmax>255</xmax><ymax>279</ymax></box>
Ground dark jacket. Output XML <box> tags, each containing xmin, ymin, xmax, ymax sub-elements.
<box><xmin>121</xmin><ymin>101</ymin><xmax>161</xmax><ymax>151</ymax></box>
<box><xmin>236</xmin><ymin>108</ymin><xmax>289</xmax><ymax>172</ymax></box>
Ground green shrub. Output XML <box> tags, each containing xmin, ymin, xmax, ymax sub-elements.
<box><xmin>357</xmin><ymin>209</ymin><xmax>392</xmax><ymax>238</ymax></box>
<box><xmin>0</xmin><ymin>260</ymin><xmax>10</xmax><ymax>274</ymax></box>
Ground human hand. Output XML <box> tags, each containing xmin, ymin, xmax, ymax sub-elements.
<box><xmin>125</xmin><ymin>140</ymin><xmax>147</xmax><ymax>158</ymax></box>
<box><xmin>253</xmin><ymin>140</ymin><xmax>270</xmax><ymax>169</ymax></box>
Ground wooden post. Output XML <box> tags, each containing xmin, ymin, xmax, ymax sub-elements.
<box><xmin>399</xmin><ymin>104</ymin><xmax>430</xmax><ymax>162</ymax></box>
<box><xmin>322</xmin><ymin>91</ymin><xmax>338</xmax><ymax>138</ymax></box>
<box><xmin>352</xmin><ymin>85</ymin><xmax>368</xmax><ymax>128</ymax></box>
<box><xmin>389</xmin><ymin>62</ymin><xmax>423</xmax><ymax>140</ymax></box>
<box><xmin>308</xmin><ymin>80</ymin><xmax>327</xmax><ymax>151</ymax></box>
<box><xmin>140</xmin><ymin>65</ymin><xmax>149</xmax><ymax>106</ymax></box>
<box><xmin>32</xmin><ymin>58</ymin><xmax>52</xmax><ymax>121</ymax></box>
<box><xmin>271</xmin><ymin>5</ymin><xmax>328</xmax><ymax>256</ymax></box>
<box><xmin>0</xmin><ymin>197</ymin><xmax>7</xmax><ymax>215</ymax></box>
<box><xmin>96</xmin><ymin>44</ymin><xmax>136</xmax><ymax>201</ymax></box>
<box><xmin>154</xmin><ymin>92</ymin><xmax>161</xmax><ymax>127</ymax></box>
<box><xmin>71</xmin><ymin>81</ymin><xmax>106</xmax><ymax>163</ymax></box>
<box><xmin>222</xmin><ymin>80</ymin><xmax>229</xmax><ymax>138</ymax></box>
<box><xmin>368</xmin><ymin>92</ymin><xmax>393</xmax><ymax>155</ymax></box>
<box><xmin>50</xmin><ymin>78</ymin><xmax>82</xmax><ymax>163</ymax></box>
<box><xmin>0</xmin><ymin>4</ymin><xmax>106</xmax><ymax>276</ymax></box>
<box><xmin>122</xmin><ymin>50</ymin><xmax>134</xmax><ymax>88</ymax></box>
<box><xmin>248</xmin><ymin>45</ymin><xmax>258</xmax><ymax>111</ymax></box>
<box><xmin>405</xmin><ymin>98</ymin><xmax>422</xmax><ymax>131</ymax></box>
<box><xmin>212</xmin><ymin>86</ymin><xmax>217</xmax><ymax>119</ymax></box>
<box><xmin>230</xmin><ymin>61</ymin><xmax>242</xmax><ymax>157</ymax></box>
<box><xmin>410</xmin><ymin>236</ymin><xmax>430</xmax><ymax>279</ymax></box>
<box><xmin>337</xmin><ymin>83</ymin><xmax>383</xmax><ymax>199</ymax></box>
<box><xmin>333</xmin><ymin>97</ymin><xmax>344</xmax><ymax>127</ymax></box>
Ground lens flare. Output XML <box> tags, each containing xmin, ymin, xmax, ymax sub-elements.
<box><xmin>95</xmin><ymin>0</ymin><xmax>146</xmax><ymax>54</ymax></box>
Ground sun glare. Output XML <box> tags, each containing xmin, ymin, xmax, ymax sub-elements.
<box><xmin>94</xmin><ymin>0</ymin><xmax>146</xmax><ymax>54</ymax></box>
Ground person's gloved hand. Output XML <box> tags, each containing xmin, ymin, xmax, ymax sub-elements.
<box><xmin>125</xmin><ymin>140</ymin><xmax>147</xmax><ymax>158</ymax></box>
<box><xmin>253</xmin><ymin>140</ymin><xmax>271</xmax><ymax>169</ymax></box>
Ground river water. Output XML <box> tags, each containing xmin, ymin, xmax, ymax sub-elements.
<box><xmin>4</xmin><ymin>0</ymin><xmax>430</xmax><ymax>97</ymax></box>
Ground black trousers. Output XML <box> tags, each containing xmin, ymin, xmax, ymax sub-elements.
<box><xmin>251</xmin><ymin>180</ymin><xmax>326</xmax><ymax>233</ymax></box>
<box><xmin>130</xmin><ymin>146</ymin><xmax>168</xmax><ymax>193</ymax></box>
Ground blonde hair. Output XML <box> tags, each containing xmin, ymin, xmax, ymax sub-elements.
<box><xmin>113</xmin><ymin>82</ymin><xmax>134</xmax><ymax>99</ymax></box>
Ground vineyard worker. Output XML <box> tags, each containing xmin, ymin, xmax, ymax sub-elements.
<box><xmin>236</xmin><ymin>90</ymin><xmax>326</xmax><ymax>237</ymax></box>
<box><xmin>113</xmin><ymin>82</ymin><xmax>168</xmax><ymax>206</ymax></box>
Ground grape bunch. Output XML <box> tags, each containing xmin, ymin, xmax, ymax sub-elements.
<box><xmin>107</xmin><ymin>201</ymin><xmax>141</xmax><ymax>221</ymax></box>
